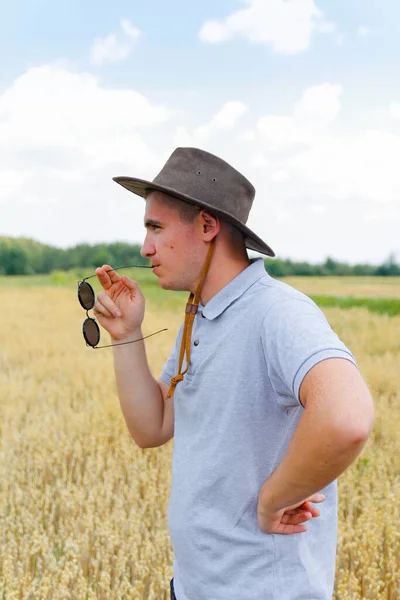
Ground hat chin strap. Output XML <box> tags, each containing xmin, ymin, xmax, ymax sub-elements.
<box><xmin>166</xmin><ymin>237</ymin><xmax>216</xmax><ymax>399</ymax></box>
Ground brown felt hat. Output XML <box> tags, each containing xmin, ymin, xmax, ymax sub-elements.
<box><xmin>113</xmin><ymin>147</ymin><xmax>275</xmax><ymax>256</ymax></box>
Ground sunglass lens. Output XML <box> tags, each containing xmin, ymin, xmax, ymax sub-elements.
<box><xmin>83</xmin><ymin>318</ymin><xmax>100</xmax><ymax>347</ymax></box>
<box><xmin>78</xmin><ymin>281</ymin><xmax>95</xmax><ymax>310</ymax></box>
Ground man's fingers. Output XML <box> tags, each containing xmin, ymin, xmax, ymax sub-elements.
<box><xmin>280</xmin><ymin>523</ymin><xmax>308</xmax><ymax>535</ymax></box>
<box><xmin>96</xmin><ymin>265</ymin><xmax>121</xmax><ymax>289</ymax></box>
<box><xmin>94</xmin><ymin>302</ymin><xmax>113</xmax><ymax>318</ymax></box>
<box><xmin>103</xmin><ymin>265</ymin><xmax>122</xmax><ymax>285</ymax></box>
<box><xmin>307</xmin><ymin>492</ymin><xmax>325</xmax><ymax>504</ymax></box>
<box><xmin>302</xmin><ymin>502</ymin><xmax>321</xmax><ymax>517</ymax></box>
<box><xmin>95</xmin><ymin>293</ymin><xmax>121</xmax><ymax>318</ymax></box>
<box><xmin>287</xmin><ymin>501</ymin><xmax>321</xmax><ymax>518</ymax></box>
<box><xmin>282</xmin><ymin>511</ymin><xmax>312</xmax><ymax>526</ymax></box>
<box><xmin>120</xmin><ymin>275</ymin><xmax>139</xmax><ymax>291</ymax></box>
<box><xmin>96</xmin><ymin>265</ymin><xmax>113</xmax><ymax>290</ymax></box>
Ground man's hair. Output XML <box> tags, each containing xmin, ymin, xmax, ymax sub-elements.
<box><xmin>159</xmin><ymin>192</ymin><xmax>246</xmax><ymax>250</ymax></box>
<box><xmin>161</xmin><ymin>193</ymin><xmax>201</xmax><ymax>224</ymax></box>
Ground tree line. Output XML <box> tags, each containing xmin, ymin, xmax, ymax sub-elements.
<box><xmin>1</xmin><ymin>236</ymin><xmax>399</xmax><ymax>277</ymax></box>
<box><xmin>0</xmin><ymin>237</ymin><xmax>148</xmax><ymax>275</ymax></box>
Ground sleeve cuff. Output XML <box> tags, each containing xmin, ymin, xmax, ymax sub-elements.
<box><xmin>293</xmin><ymin>348</ymin><xmax>358</xmax><ymax>404</ymax></box>
<box><xmin>159</xmin><ymin>371</ymin><xmax>172</xmax><ymax>385</ymax></box>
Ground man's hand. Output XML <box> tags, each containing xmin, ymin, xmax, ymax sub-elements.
<box><xmin>257</xmin><ymin>492</ymin><xmax>325</xmax><ymax>535</ymax></box>
<box><xmin>94</xmin><ymin>264</ymin><xmax>146</xmax><ymax>342</ymax></box>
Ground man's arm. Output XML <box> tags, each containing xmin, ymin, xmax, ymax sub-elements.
<box><xmin>113</xmin><ymin>336</ymin><xmax>174</xmax><ymax>448</ymax></box>
<box><xmin>93</xmin><ymin>266</ymin><xmax>175</xmax><ymax>449</ymax></box>
<box><xmin>257</xmin><ymin>357</ymin><xmax>374</xmax><ymax>533</ymax></box>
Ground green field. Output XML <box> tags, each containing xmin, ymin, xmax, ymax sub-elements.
<box><xmin>2</xmin><ymin>271</ymin><xmax>400</xmax><ymax>315</ymax></box>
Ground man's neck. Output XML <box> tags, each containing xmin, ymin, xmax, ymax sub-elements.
<box><xmin>198</xmin><ymin>256</ymin><xmax>251</xmax><ymax>305</ymax></box>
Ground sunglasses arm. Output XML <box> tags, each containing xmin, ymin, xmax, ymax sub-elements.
<box><xmin>81</xmin><ymin>264</ymin><xmax>153</xmax><ymax>282</ymax></box>
<box><xmin>91</xmin><ymin>328</ymin><xmax>168</xmax><ymax>349</ymax></box>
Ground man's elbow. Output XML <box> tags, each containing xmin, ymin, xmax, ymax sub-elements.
<box><xmin>133</xmin><ymin>430</ymin><xmax>172</xmax><ymax>449</ymax></box>
<box><xmin>136</xmin><ymin>439</ymin><xmax>165</xmax><ymax>449</ymax></box>
<box><xmin>340</xmin><ymin>392</ymin><xmax>375</xmax><ymax>447</ymax></box>
<box><xmin>134</xmin><ymin>435</ymin><xmax>162</xmax><ymax>449</ymax></box>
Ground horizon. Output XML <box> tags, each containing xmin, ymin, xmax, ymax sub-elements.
<box><xmin>1</xmin><ymin>232</ymin><xmax>398</xmax><ymax>268</ymax></box>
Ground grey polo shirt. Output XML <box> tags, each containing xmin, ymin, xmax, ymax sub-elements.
<box><xmin>160</xmin><ymin>258</ymin><xmax>356</xmax><ymax>600</ymax></box>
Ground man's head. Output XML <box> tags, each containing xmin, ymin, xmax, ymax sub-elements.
<box><xmin>140</xmin><ymin>190</ymin><xmax>247</xmax><ymax>291</ymax></box>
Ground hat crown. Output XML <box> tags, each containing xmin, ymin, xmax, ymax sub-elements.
<box><xmin>152</xmin><ymin>147</ymin><xmax>255</xmax><ymax>225</ymax></box>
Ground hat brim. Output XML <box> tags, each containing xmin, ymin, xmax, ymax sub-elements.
<box><xmin>113</xmin><ymin>176</ymin><xmax>275</xmax><ymax>257</ymax></box>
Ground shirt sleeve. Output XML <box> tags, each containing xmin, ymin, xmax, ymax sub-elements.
<box><xmin>261</xmin><ymin>297</ymin><xmax>358</xmax><ymax>408</ymax></box>
<box><xmin>159</xmin><ymin>322</ymin><xmax>184</xmax><ymax>385</ymax></box>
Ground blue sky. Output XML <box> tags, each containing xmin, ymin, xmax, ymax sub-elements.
<box><xmin>1</xmin><ymin>0</ymin><xmax>400</xmax><ymax>263</ymax></box>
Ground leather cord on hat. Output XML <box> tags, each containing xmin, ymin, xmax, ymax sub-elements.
<box><xmin>166</xmin><ymin>238</ymin><xmax>216</xmax><ymax>399</ymax></box>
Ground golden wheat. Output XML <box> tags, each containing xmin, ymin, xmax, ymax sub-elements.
<box><xmin>0</xmin><ymin>284</ymin><xmax>399</xmax><ymax>599</ymax></box>
<box><xmin>282</xmin><ymin>276</ymin><xmax>400</xmax><ymax>299</ymax></box>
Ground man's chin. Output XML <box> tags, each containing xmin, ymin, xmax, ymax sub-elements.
<box><xmin>156</xmin><ymin>277</ymin><xmax>172</xmax><ymax>290</ymax></box>
<box><xmin>157</xmin><ymin>277</ymin><xmax>186</xmax><ymax>292</ymax></box>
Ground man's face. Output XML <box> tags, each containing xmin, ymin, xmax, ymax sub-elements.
<box><xmin>140</xmin><ymin>192</ymin><xmax>204</xmax><ymax>291</ymax></box>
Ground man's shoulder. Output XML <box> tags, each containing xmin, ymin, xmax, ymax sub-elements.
<box><xmin>253</xmin><ymin>271</ymin><xmax>319</xmax><ymax>315</ymax></box>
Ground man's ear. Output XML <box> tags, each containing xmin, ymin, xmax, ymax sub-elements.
<box><xmin>200</xmin><ymin>210</ymin><xmax>220</xmax><ymax>241</ymax></box>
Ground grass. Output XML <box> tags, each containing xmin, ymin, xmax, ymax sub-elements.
<box><xmin>2</xmin><ymin>271</ymin><xmax>400</xmax><ymax>316</ymax></box>
<box><xmin>281</xmin><ymin>275</ymin><xmax>400</xmax><ymax>299</ymax></box>
<box><xmin>0</xmin><ymin>269</ymin><xmax>187</xmax><ymax>312</ymax></box>
<box><xmin>310</xmin><ymin>295</ymin><xmax>400</xmax><ymax>317</ymax></box>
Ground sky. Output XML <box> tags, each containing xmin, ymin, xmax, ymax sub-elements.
<box><xmin>1</xmin><ymin>0</ymin><xmax>400</xmax><ymax>264</ymax></box>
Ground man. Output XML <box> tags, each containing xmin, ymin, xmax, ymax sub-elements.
<box><xmin>94</xmin><ymin>147</ymin><xmax>374</xmax><ymax>600</ymax></box>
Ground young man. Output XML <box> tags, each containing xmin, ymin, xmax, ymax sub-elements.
<box><xmin>94</xmin><ymin>147</ymin><xmax>374</xmax><ymax>600</ymax></box>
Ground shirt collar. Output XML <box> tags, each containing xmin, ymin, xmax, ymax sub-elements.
<box><xmin>200</xmin><ymin>258</ymin><xmax>267</xmax><ymax>321</ymax></box>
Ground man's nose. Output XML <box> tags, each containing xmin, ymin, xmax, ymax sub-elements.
<box><xmin>140</xmin><ymin>235</ymin><xmax>155</xmax><ymax>257</ymax></box>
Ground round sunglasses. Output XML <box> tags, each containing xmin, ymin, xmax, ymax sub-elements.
<box><xmin>78</xmin><ymin>265</ymin><xmax>167</xmax><ymax>348</ymax></box>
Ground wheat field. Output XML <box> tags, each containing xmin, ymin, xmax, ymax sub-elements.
<box><xmin>0</xmin><ymin>279</ymin><xmax>399</xmax><ymax>599</ymax></box>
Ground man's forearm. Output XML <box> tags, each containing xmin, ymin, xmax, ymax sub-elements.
<box><xmin>112</xmin><ymin>328</ymin><xmax>164</xmax><ymax>448</ymax></box>
<box><xmin>258</xmin><ymin>404</ymin><xmax>371</xmax><ymax>514</ymax></box>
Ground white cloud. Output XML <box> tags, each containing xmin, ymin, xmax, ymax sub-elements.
<box><xmin>249</xmin><ymin>153</ymin><xmax>271</xmax><ymax>168</ymax></box>
<box><xmin>293</xmin><ymin>83</ymin><xmax>342</xmax><ymax>122</ymax></box>
<box><xmin>0</xmin><ymin>65</ymin><xmax>171</xmax><ymax>199</ymax></box>
<box><xmin>256</xmin><ymin>83</ymin><xmax>342</xmax><ymax>153</ymax></box>
<box><xmin>199</xmin><ymin>0</ymin><xmax>338</xmax><ymax>54</ymax></box>
<box><xmin>0</xmin><ymin>64</ymin><xmax>177</xmax><ymax>247</ymax></box>
<box><xmin>90</xmin><ymin>19</ymin><xmax>141</xmax><ymax>66</ymax></box>
<box><xmin>241</xmin><ymin>130</ymin><xmax>256</xmax><ymax>141</ymax></box>
<box><xmin>272</xmin><ymin>169</ymin><xmax>289</xmax><ymax>182</ymax></box>
<box><xmin>251</xmin><ymin>84</ymin><xmax>400</xmax><ymax>204</ymax></box>
<box><xmin>357</xmin><ymin>25</ymin><xmax>370</xmax><ymax>37</ymax></box>
<box><xmin>173</xmin><ymin>125</ymin><xmax>196</xmax><ymax>147</ymax></box>
<box><xmin>194</xmin><ymin>101</ymin><xmax>247</xmax><ymax>139</ymax></box>
<box><xmin>0</xmin><ymin>169</ymin><xmax>33</xmax><ymax>201</ymax></box>
<box><xmin>174</xmin><ymin>101</ymin><xmax>248</xmax><ymax>145</ymax></box>
<box><xmin>365</xmin><ymin>206</ymin><xmax>400</xmax><ymax>222</ymax></box>
<box><xmin>310</xmin><ymin>204</ymin><xmax>325</xmax><ymax>213</ymax></box>
<box><xmin>285</xmin><ymin>130</ymin><xmax>400</xmax><ymax>202</ymax></box>
<box><xmin>389</xmin><ymin>101</ymin><xmax>400</xmax><ymax>119</ymax></box>
<box><xmin>275</xmin><ymin>208</ymin><xmax>291</xmax><ymax>221</ymax></box>
<box><xmin>121</xmin><ymin>19</ymin><xmax>141</xmax><ymax>39</ymax></box>
<box><xmin>257</xmin><ymin>115</ymin><xmax>315</xmax><ymax>152</ymax></box>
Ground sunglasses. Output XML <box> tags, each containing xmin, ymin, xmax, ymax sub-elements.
<box><xmin>78</xmin><ymin>264</ymin><xmax>167</xmax><ymax>348</ymax></box>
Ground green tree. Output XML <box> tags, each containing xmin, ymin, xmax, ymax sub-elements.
<box><xmin>375</xmin><ymin>253</ymin><xmax>400</xmax><ymax>276</ymax></box>
<box><xmin>1</xmin><ymin>246</ymin><xmax>31</xmax><ymax>275</ymax></box>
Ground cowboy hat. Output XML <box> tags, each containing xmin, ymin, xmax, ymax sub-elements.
<box><xmin>113</xmin><ymin>147</ymin><xmax>275</xmax><ymax>256</ymax></box>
